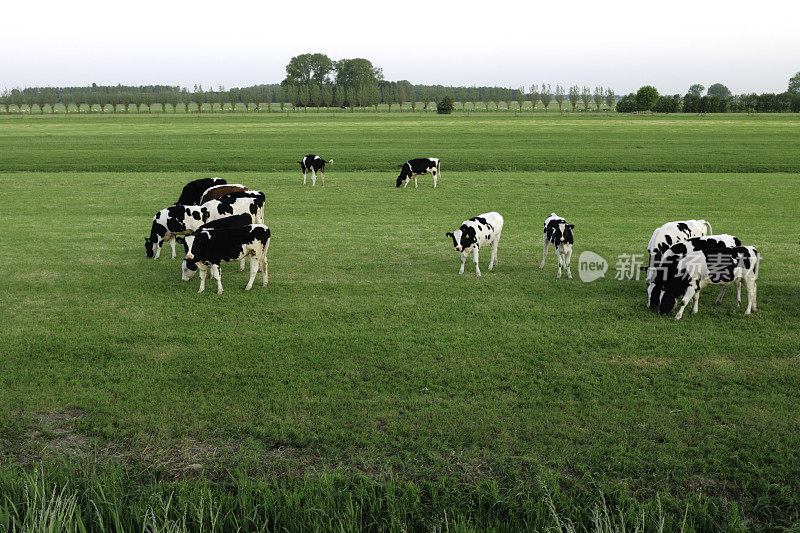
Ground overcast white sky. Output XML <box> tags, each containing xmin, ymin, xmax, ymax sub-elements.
<box><xmin>3</xmin><ymin>0</ymin><xmax>798</xmax><ymax>94</ymax></box>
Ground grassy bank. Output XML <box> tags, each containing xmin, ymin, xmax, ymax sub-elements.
<box><xmin>0</xmin><ymin>113</ymin><xmax>798</xmax><ymax>173</ymax></box>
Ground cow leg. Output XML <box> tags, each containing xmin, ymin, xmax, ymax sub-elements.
<box><xmin>169</xmin><ymin>236</ymin><xmax>177</xmax><ymax>259</ymax></box>
<box><xmin>474</xmin><ymin>247</ymin><xmax>481</xmax><ymax>277</ymax></box>
<box><xmin>539</xmin><ymin>235</ymin><xmax>549</xmax><ymax>269</ymax></box>
<box><xmin>556</xmin><ymin>249</ymin><xmax>563</xmax><ymax>279</ymax></box>
<box><xmin>715</xmin><ymin>285</ymin><xmax>727</xmax><ymax>304</ymax></box>
<box><xmin>743</xmin><ymin>278</ymin><xmax>756</xmax><ymax>314</ymax></box>
<box><xmin>403</xmin><ymin>178</ymin><xmax>409</xmax><ymax>189</ymax></box>
<box><xmin>459</xmin><ymin>252</ymin><xmax>466</xmax><ymax>275</ymax></box>
<box><xmin>311</xmin><ymin>170</ymin><xmax>317</xmax><ymax>186</ymax></box>
<box><xmin>489</xmin><ymin>242</ymin><xmax>497</xmax><ymax>271</ymax></box>
<box><xmin>154</xmin><ymin>239</ymin><xmax>162</xmax><ymax>260</ymax></box>
<box><xmin>198</xmin><ymin>267</ymin><xmax>207</xmax><ymax>293</ymax></box>
<box><xmin>245</xmin><ymin>256</ymin><xmax>258</xmax><ymax>291</ymax></box>
<box><xmin>489</xmin><ymin>237</ymin><xmax>500</xmax><ymax>268</ymax></box>
<box><xmin>565</xmin><ymin>248</ymin><xmax>573</xmax><ymax>279</ymax></box>
<box><xmin>735</xmin><ymin>280</ymin><xmax>742</xmax><ymax>307</ymax></box>
<box><xmin>239</xmin><ymin>257</ymin><xmax>246</xmax><ymax>272</ymax></box>
<box><xmin>261</xmin><ymin>249</ymin><xmax>268</xmax><ymax>286</ymax></box>
<box><xmin>320</xmin><ymin>170</ymin><xmax>325</xmax><ymax>187</ymax></box>
<box><xmin>213</xmin><ymin>264</ymin><xmax>223</xmax><ymax>294</ymax></box>
<box><xmin>692</xmin><ymin>290</ymin><xmax>701</xmax><ymax>314</ymax></box>
<box><xmin>674</xmin><ymin>286</ymin><xmax>696</xmax><ymax>320</ymax></box>
<box><xmin>414</xmin><ymin>175</ymin><xmax>418</xmax><ymax>188</ymax></box>
<box><xmin>432</xmin><ymin>170</ymin><xmax>437</xmax><ymax>189</ymax></box>
<box><xmin>302</xmin><ymin>172</ymin><xmax>307</xmax><ymax>185</ymax></box>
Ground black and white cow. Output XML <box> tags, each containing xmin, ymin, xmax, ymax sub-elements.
<box><xmin>445</xmin><ymin>212</ymin><xmax>503</xmax><ymax>276</ymax></box>
<box><xmin>145</xmin><ymin>205</ymin><xmax>208</xmax><ymax>259</ymax></box>
<box><xmin>396</xmin><ymin>158</ymin><xmax>440</xmax><ymax>189</ymax></box>
<box><xmin>145</xmin><ymin>196</ymin><xmax>263</xmax><ymax>259</ymax></box>
<box><xmin>202</xmin><ymin>194</ymin><xmax>264</xmax><ymax>225</ymax></box>
<box><xmin>177</xmin><ymin>213</ymin><xmax>254</xmax><ymax>274</ymax></box>
<box><xmin>659</xmin><ymin>246</ymin><xmax>759</xmax><ymax>320</ymax></box>
<box><xmin>181</xmin><ymin>225</ymin><xmax>271</xmax><ymax>294</ymax></box>
<box><xmin>298</xmin><ymin>154</ymin><xmax>333</xmax><ymax>186</ymax></box>
<box><xmin>174</xmin><ymin>177</ymin><xmax>226</xmax><ymax>206</ymax></box>
<box><xmin>216</xmin><ymin>191</ymin><xmax>266</xmax><ymax>225</ymax></box>
<box><xmin>652</xmin><ymin>234</ymin><xmax>741</xmax><ymax>306</ymax></box>
<box><xmin>646</xmin><ymin>220</ymin><xmax>713</xmax><ymax>308</ymax></box>
<box><xmin>539</xmin><ymin>213</ymin><xmax>574</xmax><ymax>279</ymax></box>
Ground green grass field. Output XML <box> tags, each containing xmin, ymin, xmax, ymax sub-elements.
<box><xmin>1</xmin><ymin>113</ymin><xmax>799</xmax><ymax>531</ymax></box>
<box><xmin>2</xmin><ymin>113</ymin><xmax>799</xmax><ymax>173</ymax></box>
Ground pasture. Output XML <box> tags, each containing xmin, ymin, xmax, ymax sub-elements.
<box><xmin>0</xmin><ymin>113</ymin><xmax>799</xmax><ymax>531</ymax></box>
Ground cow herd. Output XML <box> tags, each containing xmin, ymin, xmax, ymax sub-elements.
<box><xmin>645</xmin><ymin>220</ymin><xmax>760</xmax><ymax>320</ymax></box>
<box><xmin>143</xmin><ymin>163</ymin><xmax>761</xmax><ymax>320</ymax></box>
<box><xmin>144</xmin><ymin>177</ymin><xmax>270</xmax><ymax>294</ymax></box>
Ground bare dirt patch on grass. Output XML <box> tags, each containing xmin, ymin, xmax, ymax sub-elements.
<box><xmin>33</xmin><ymin>408</ymin><xmax>89</xmax><ymax>458</ymax></box>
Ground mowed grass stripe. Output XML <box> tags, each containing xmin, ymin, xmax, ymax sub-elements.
<box><xmin>1</xmin><ymin>171</ymin><xmax>799</xmax><ymax>528</ymax></box>
<box><xmin>0</xmin><ymin>113</ymin><xmax>799</xmax><ymax>172</ymax></box>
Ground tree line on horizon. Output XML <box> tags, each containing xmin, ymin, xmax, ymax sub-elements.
<box><xmin>615</xmin><ymin>80</ymin><xmax>800</xmax><ymax>114</ymax></box>
<box><xmin>1</xmin><ymin>57</ymin><xmax>798</xmax><ymax>114</ymax></box>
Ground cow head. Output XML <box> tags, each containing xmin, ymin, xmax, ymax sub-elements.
<box><xmin>181</xmin><ymin>257</ymin><xmax>199</xmax><ymax>281</ymax></box>
<box><xmin>658</xmin><ymin>259</ymin><xmax>690</xmax><ymax>315</ymax></box>
<box><xmin>548</xmin><ymin>221</ymin><xmax>574</xmax><ymax>245</ymax></box>
<box><xmin>395</xmin><ymin>175</ymin><xmax>408</xmax><ymax>188</ymax></box>
<box><xmin>180</xmin><ymin>234</ymin><xmax>198</xmax><ymax>281</ymax></box>
<box><xmin>146</xmin><ymin>212</ymin><xmax>169</xmax><ymax>258</ymax></box>
<box><xmin>446</xmin><ymin>225</ymin><xmax>477</xmax><ymax>253</ymax></box>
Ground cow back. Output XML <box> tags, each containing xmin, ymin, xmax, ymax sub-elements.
<box><xmin>176</xmin><ymin>177</ymin><xmax>226</xmax><ymax>206</ymax></box>
<box><xmin>192</xmin><ymin>225</ymin><xmax>270</xmax><ymax>263</ymax></box>
<box><xmin>200</xmin><ymin>184</ymin><xmax>248</xmax><ymax>204</ymax></box>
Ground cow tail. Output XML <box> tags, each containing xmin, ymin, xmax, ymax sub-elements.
<box><xmin>327</xmin><ymin>159</ymin><xmax>334</xmax><ymax>164</ymax></box>
<box><xmin>703</xmin><ymin>219</ymin><xmax>713</xmax><ymax>235</ymax></box>
<box><xmin>753</xmin><ymin>249</ymin><xmax>760</xmax><ymax>280</ymax></box>
<box><xmin>262</xmin><ymin>228</ymin><xmax>271</xmax><ymax>260</ymax></box>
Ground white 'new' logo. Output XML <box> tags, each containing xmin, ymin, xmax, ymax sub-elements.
<box><xmin>579</xmin><ymin>251</ymin><xmax>608</xmax><ymax>282</ymax></box>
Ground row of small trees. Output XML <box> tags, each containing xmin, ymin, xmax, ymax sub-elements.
<box><xmin>0</xmin><ymin>84</ymin><xmax>620</xmax><ymax>114</ymax></box>
<box><xmin>0</xmin><ymin>85</ymin><xmax>288</xmax><ymax>114</ymax></box>
<box><xmin>3</xmin><ymin>84</ymin><xmax>799</xmax><ymax>115</ymax></box>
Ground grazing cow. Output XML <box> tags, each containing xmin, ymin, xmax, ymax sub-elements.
<box><xmin>297</xmin><ymin>154</ymin><xmax>334</xmax><ymax>186</ymax></box>
<box><xmin>445</xmin><ymin>212</ymin><xmax>503</xmax><ymax>276</ymax></box>
<box><xmin>145</xmin><ymin>196</ymin><xmax>263</xmax><ymax>259</ymax></box>
<box><xmin>181</xmin><ymin>225</ymin><xmax>271</xmax><ymax>294</ymax></box>
<box><xmin>199</xmin><ymin>184</ymin><xmax>248</xmax><ymax>204</ymax></box>
<box><xmin>539</xmin><ymin>213</ymin><xmax>574</xmax><ymax>279</ymax></box>
<box><xmin>144</xmin><ymin>205</ymin><xmax>209</xmax><ymax>259</ymax></box>
<box><xmin>659</xmin><ymin>246</ymin><xmax>759</xmax><ymax>320</ymax></box>
<box><xmin>175</xmin><ymin>177</ymin><xmax>227</xmax><ymax>206</ymax></box>
<box><xmin>646</xmin><ymin>220</ymin><xmax>713</xmax><ymax>308</ymax></box>
<box><xmin>652</xmin><ymin>234</ymin><xmax>741</xmax><ymax>306</ymax></box>
<box><xmin>396</xmin><ymin>158</ymin><xmax>440</xmax><ymax>189</ymax></box>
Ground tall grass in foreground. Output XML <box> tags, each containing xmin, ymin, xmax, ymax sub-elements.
<box><xmin>0</xmin><ymin>464</ymin><xmax>741</xmax><ymax>532</ymax></box>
